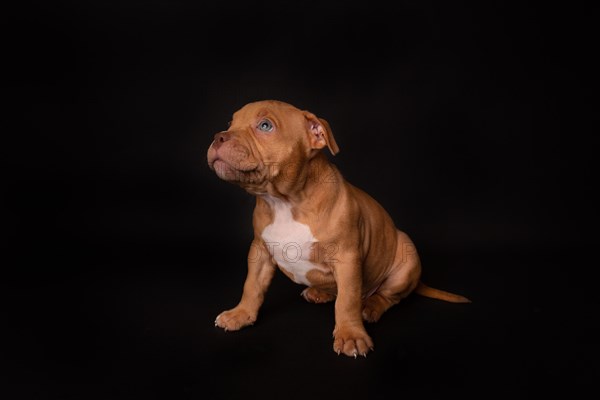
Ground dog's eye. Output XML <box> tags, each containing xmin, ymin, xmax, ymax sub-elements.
<box><xmin>257</xmin><ymin>119</ymin><xmax>274</xmax><ymax>132</ymax></box>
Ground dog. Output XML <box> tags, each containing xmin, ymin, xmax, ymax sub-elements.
<box><xmin>207</xmin><ymin>100</ymin><xmax>470</xmax><ymax>357</ymax></box>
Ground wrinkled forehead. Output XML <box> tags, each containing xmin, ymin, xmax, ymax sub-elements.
<box><xmin>232</xmin><ymin>101</ymin><xmax>301</xmax><ymax>123</ymax></box>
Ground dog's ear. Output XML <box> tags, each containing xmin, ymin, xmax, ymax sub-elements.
<box><xmin>303</xmin><ymin>112</ymin><xmax>340</xmax><ymax>155</ymax></box>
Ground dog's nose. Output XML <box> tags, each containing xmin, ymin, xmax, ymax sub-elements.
<box><xmin>212</xmin><ymin>131</ymin><xmax>231</xmax><ymax>150</ymax></box>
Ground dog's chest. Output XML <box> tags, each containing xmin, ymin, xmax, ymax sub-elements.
<box><xmin>260</xmin><ymin>197</ymin><xmax>321</xmax><ymax>286</ymax></box>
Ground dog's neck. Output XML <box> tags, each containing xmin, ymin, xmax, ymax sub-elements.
<box><xmin>259</xmin><ymin>152</ymin><xmax>341</xmax><ymax>206</ymax></box>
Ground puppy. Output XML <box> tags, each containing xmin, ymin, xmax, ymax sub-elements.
<box><xmin>207</xmin><ymin>100</ymin><xmax>470</xmax><ymax>357</ymax></box>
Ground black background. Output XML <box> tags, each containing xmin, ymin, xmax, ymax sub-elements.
<box><xmin>6</xmin><ymin>1</ymin><xmax>597</xmax><ymax>399</ymax></box>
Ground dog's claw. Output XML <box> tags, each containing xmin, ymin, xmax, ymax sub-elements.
<box><xmin>362</xmin><ymin>352</ymin><xmax>367</xmax><ymax>358</ymax></box>
<box><xmin>337</xmin><ymin>349</ymin><xmax>341</xmax><ymax>355</ymax></box>
<box><xmin>353</xmin><ymin>351</ymin><xmax>357</xmax><ymax>359</ymax></box>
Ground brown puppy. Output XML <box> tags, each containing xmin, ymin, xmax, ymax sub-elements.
<box><xmin>207</xmin><ymin>100</ymin><xmax>470</xmax><ymax>358</ymax></box>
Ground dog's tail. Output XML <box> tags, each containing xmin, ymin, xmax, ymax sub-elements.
<box><xmin>414</xmin><ymin>282</ymin><xmax>471</xmax><ymax>303</ymax></box>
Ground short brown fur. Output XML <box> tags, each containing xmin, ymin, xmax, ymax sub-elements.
<box><xmin>208</xmin><ymin>100</ymin><xmax>470</xmax><ymax>357</ymax></box>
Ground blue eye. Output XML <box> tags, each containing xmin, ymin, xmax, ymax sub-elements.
<box><xmin>258</xmin><ymin>119</ymin><xmax>274</xmax><ymax>132</ymax></box>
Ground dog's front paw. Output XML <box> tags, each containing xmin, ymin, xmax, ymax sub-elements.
<box><xmin>333</xmin><ymin>324</ymin><xmax>374</xmax><ymax>358</ymax></box>
<box><xmin>215</xmin><ymin>307</ymin><xmax>256</xmax><ymax>331</ymax></box>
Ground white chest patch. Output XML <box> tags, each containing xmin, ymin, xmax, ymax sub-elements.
<box><xmin>260</xmin><ymin>196</ymin><xmax>322</xmax><ymax>286</ymax></box>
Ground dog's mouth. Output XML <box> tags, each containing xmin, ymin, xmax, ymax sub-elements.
<box><xmin>207</xmin><ymin>140</ymin><xmax>268</xmax><ymax>189</ymax></box>
<box><xmin>210</xmin><ymin>156</ymin><xmax>258</xmax><ymax>172</ymax></box>
<box><xmin>211</xmin><ymin>157</ymin><xmax>261</xmax><ymax>182</ymax></box>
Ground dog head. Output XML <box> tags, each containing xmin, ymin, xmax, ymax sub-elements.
<box><xmin>207</xmin><ymin>100</ymin><xmax>339</xmax><ymax>195</ymax></box>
